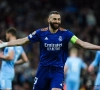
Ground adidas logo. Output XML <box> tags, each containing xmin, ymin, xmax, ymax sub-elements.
<box><xmin>45</xmin><ymin>37</ymin><xmax>48</xmax><ymax>40</ymax></box>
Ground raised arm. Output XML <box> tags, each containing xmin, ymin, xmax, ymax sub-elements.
<box><xmin>0</xmin><ymin>37</ymin><xmax>29</xmax><ymax>48</ymax></box>
<box><xmin>8</xmin><ymin>37</ymin><xmax>29</xmax><ymax>46</ymax></box>
<box><xmin>75</xmin><ymin>39</ymin><xmax>100</xmax><ymax>50</ymax></box>
<box><xmin>70</xmin><ymin>36</ymin><xmax>100</xmax><ymax>50</ymax></box>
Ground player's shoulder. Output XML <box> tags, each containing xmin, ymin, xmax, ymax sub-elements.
<box><xmin>5</xmin><ymin>47</ymin><xmax>15</xmax><ymax>51</ymax></box>
<box><xmin>15</xmin><ymin>46</ymin><xmax>23</xmax><ymax>49</ymax></box>
<box><xmin>40</xmin><ymin>27</ymin><xmax>48</xmax><ymax>31</ymax></box>
<box><xmin>67</xmin><ymin>57</ymin><xmax>72</xmax><ymax>62</ymax></box>
<box><xmin>35</xmin><ymin>27</ymin><xmax>48</xmax><ymax>34</ymax></box>
<box><xmin>78</xmin><ymin>57</ymin><xmax>83</xmax><ymax>62</ymax></box>
<box><xmin>97</xmin><ymin>51</ymin><xmax>100</xmax><ymax>54</ymax></box>
<box><xmin>59</xmin><ymin>27</ymin><xmax>67</xmax><ymax>31</ymax></box>
<box><xmin>7</xmin><ymin>47</ymin><xmax>14</xmax><ymax>49</ymax></box>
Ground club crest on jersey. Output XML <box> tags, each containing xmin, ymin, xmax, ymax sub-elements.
<box><xmin>58</xmin><ymin>36</ymin><xmax>62</xmax><ymax>41</ymax></box>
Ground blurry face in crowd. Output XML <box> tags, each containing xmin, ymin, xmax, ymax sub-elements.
<box><xmin>48</xmin><ymin>14</ymin><xmax>61</xmax><ymax>30</ymax></box>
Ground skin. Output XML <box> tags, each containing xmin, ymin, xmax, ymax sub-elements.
<box><xmin>6</xmin><ymin>33</ymin><xmax>28</xmax><ymax>64</ymax></box>
<box><xmin>48</xmin><ymin>14</ymin><xmax>61</xmax><ymax>33</ymax></box>
<box><xmin>0</xmin><ymin>32</ymin><xmax>28</xmax><ymax>90</ymax></box>
<box><xmin>3</xmin><ymin>14</ymin><xmax>100</xmax><ymax>50</ymax></box>
<box><xmin>0</xmin><ymin>33</ymin><xmax>15</xmax><ymax>61</ymax></box>
<box><xmin>0</xmin><ymin>13</ymin><xmax>100</xmax><ymax>90</ymax></box>
<box><xmin>64</xmin><ymin>49</ymin><xmax>78</xmax><ymax>74</ymax></box>
<box><xmin>88</xmin><ymin>65</ymin><xmax>94</xmax><ymax>73</ymax></box>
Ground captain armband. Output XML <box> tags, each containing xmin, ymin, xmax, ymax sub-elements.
<box><xmin>70</xmin><ymin>35</ymin><xmax>78</xmax><ymax>44</ymax></box>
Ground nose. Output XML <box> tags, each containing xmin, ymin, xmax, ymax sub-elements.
<box><xmin>55</xmin><ymin>20</ymin><xmax>59</xmax><ymax>23</ymax></box>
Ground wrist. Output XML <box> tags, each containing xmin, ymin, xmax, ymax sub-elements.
<box><xmin>0</xmin><ymin>42</ymin><xmax>8</xmax><ymax>48</ymax></box>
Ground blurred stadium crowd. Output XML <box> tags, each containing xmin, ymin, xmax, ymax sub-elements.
<box><xmin>0</xmin><ymin>0</ymin><xmax>100</xmax><ymax>90</ymax></box>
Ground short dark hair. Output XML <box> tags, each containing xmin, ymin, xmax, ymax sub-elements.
<box><xmin>49</xmin><ymin>11</ymin><xmax>60</xmax><ymax>17</ymax></box>
<box><xmin>6</xmin><ymin>27</ymin><xmax>17</xmax><ymax>37</ymax></box>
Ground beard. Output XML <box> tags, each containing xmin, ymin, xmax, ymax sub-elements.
<box><xmin>50</xmin><ymin>22</ymin><xmax>61</xmax><ymax>30</ymax></box>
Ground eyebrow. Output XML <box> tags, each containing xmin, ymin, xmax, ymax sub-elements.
<box><xmin>53</xmin><ymin>18</ymin><xmax>61</xmax><ymax>19</ymax></box>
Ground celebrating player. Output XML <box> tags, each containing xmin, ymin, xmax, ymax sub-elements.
<box><xmin>0</xmin><ymin>11</ymin><xmax>100</xmax><ymax>90</ymax></box>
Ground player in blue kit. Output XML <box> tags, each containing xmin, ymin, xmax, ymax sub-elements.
<box><xmin>0</xmin><ymin>27</ymin><xmax>28</xmax><ymax>90</ymax></box>
<box><xmin>0</xmin><ymin>11</ymin><xmax>100</xmax><ymax>90</ymax></box>
<box><xmin>64</xmin><ymin>47</ymin><xmax>87</xmax><ymax>90</ymax></box>
<box><xmin>88</xmin><ymin>51</ymin><xmax>100</xmax><ymax>89</ymax></box>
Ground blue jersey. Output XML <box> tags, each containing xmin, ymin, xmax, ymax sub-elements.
<box><xmin>90</xmin><ymin>51</ymin><xmax>100</xmax><ymax>85</ymax></box>
<box><xmin>91</xmin><ymin>51</ymin><xmax>100</xmax><ymax>73</ymax></box>
<box><xmin>28</xmin><ymin>27</ymin><xmax>74</xmax><ymax>67</ymax></box>
<box><xmin>65</xmin><ymin>57</ymin><xmax>86</xmax><ymax>81</ymax></box>
<box><xmin>0</xmin><ymin>46</ymin><xmax>24</xmax><ymax>77</ymax></box>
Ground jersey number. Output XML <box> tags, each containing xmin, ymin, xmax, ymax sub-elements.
<box><xmin>34</xmin><ymin>77</ymin><xmax>38</xmax><ymax>84</ymax></box>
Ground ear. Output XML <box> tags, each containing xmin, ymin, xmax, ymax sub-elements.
<box><xmin>9</xmin><ymin>33</ymin><xmax>12</xmax><ymax>36</ymax></box>
<box><xmin>48</xmin><ymin>17</ymin><xmax>50</xmax><ymax>23</ymax></box>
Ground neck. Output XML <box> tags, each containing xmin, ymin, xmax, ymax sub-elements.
<box><xmin>49</xmin><ymin>25</ymin><xmax>58</xmax><ymax>33</ymax></box>
<box><xmin>9</xmin><ymin>37</ymin><xmax>16</xmax><ymax>41</ymax></box>
<box><xmin>70</xmin><ymin>54</ymin><xmax>77</xmax><ymax>57</ymax></box>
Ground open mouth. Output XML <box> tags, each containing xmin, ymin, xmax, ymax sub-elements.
<box><xmin>54</xmin><ymin>24</ymin><xmax>59</xmax><ymax>26</ymax></box>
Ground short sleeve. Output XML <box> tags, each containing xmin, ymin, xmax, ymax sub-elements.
<box><xmin>81</xmin><ymin>60</ymin><xmax>87</xmax><ymax>69</ymax></box>
<box><xmin>65</xmin><ymin>58</ymin><xmax>69</xmax><ymax>66</ymax></box>
<box><xmin>28</xmin><ymin>29</ymin><xmax>40</xmax><ymax>43</ymax></box>
<box><xmin>20</xmin><ymin>46</ymin><xmax>24</xmax><ymax>54</ymax></box>
<box><xmin>70</xmin><ymin>35</ymin><xmax>78</xmax><ymax>44</ymax></box>
<box><xmin>15</xmin><ymin>46</ymin><xmax>25</xmax><ymax>55</ymax></box>
<box><xmin>65</xmin><ymin>30</ymin><xmax>74</xmax><ymax>42</ymax></box>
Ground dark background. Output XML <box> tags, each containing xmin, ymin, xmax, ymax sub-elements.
<box><xmin>0</xmin><ymin>0</ymin><xmax>100</xmax><ymax>90</ymax></box>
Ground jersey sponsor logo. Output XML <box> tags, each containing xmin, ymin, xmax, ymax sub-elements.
<box><xmin>45</xmin><ymin>37</ymin><xmax>48</xmax><ymax>40</ymax></box>
<box><xmin>44</xmin><ymin>43</ymin><xmax>62</xmax><ymax>51</ymax></box>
